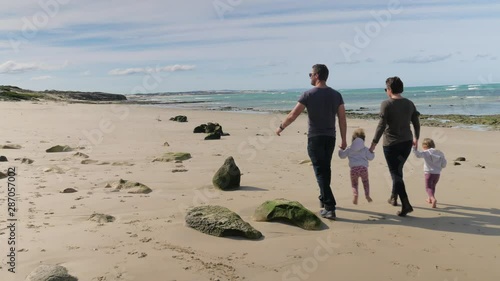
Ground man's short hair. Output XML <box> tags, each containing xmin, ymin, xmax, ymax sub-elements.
<box><xmin>386</xmin><ymin>76</ymin><xmax>404</xmax><ymax>94</ymax></box>
<box><xmin>312</xmin><ymin>64</ymin><xmax>329</xmax><ymax>81</ymax></box>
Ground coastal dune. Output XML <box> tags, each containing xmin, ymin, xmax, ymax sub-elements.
<box><xmin>0</xmin><ymin>101</ymin><xmax>499</xmax><ymax>281</ymax></box>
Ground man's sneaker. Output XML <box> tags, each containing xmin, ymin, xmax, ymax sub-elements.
<box><xmin>319</xmin><ymin>209</ymin><xmax>328</xmax><ymax>216</ymax></box>
<box><xmin>321</xmin><ymin>210</ymin><xmax>336</xmax><ymax>220</ymax></box>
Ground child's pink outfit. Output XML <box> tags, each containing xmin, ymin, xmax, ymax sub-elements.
<box><xmin>413</xmin><ymin>147</ymin><xmax>447</xmax><ymax>198</ymax></box>
<box><xmin>339</xmin><ymin>138</ymin><xmax>375</xmax><ymax>197</ymax></box>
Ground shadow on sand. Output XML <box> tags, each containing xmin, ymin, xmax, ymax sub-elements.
<box><xmin>336</xmin><ymin>202</ymin><xmax>500</xmax><ymax>236</ymax></box>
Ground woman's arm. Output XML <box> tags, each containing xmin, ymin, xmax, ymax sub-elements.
<box><xmin>411</xmin><ymin>104</ymin><xmax>421</xmax><ymax>149</ymax></box>
<box><xmin>370</xmin><ymin>101</ymin><xmax>387</xmax><ymax>152</ymax></box>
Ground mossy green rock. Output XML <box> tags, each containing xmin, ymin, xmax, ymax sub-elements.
<box><xmin>26</xmin><ymin>264</ymin><xmax>78</xmax><ymax>281</ymax></box>
<box><xmin>254</xmin><ymin>199</ymin><xmax>322</xmax><ymax>230</ymax></box>
<box><xmin>185</xmin><ymin>205</ymin><xmax>262</xmax><ymax>239</ymax></box>
<box><xmin>0</xmin><ymin>144</ymin><xmax>22</xmax><ymax>149</ymax></box>
<box><xmin>212</xmin><ymin>156</ymin><xmax>240</xmax><ymax>190</ymax></box>
<box><xmin>89</xmin><ymin>213</ymin><xmax>116</xmax><ymax>223</ymax></box>
<box><xmin>105</xmin><ymin>179</ymin><xmax>152</xmax><ymax>194</ymax></box>
<box><xmin>46</xmin><ymin>145</ymin><xmax>73</xmax><ymax>153</ymax></box>
<box><xmin>152</xmin><ymin>152</ymin><xmax>191</xmax><ymax>162</ymax></box>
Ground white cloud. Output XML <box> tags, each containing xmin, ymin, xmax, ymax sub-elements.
<box><xmin>108</xmin><ymin>64</ymin><xmax>196</xmax><ymax>76</ymax></box>
<box><xmin>0</xmin><ymin>61</ymin><xmax>40</xmax><ymax>73</ymax></box>
<box><xmin>0</xmin><ymin>60</ymin><xmax>68</xmax><ymax>74</ymax></box>
<box><xmin>31</xmin><ymin>75</ymin><xmax>53</xmax><ymax>80</ymax></box>
<box><xmin>81</xmin><ymin>70</ymin><xmax>91</xmax><ymax>76</ymax></box>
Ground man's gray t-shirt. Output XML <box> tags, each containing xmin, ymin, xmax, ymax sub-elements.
<box><xmin>298</xmin><ymin>87</ymin><xmax>344</xmax><ymax>138</ymax></box>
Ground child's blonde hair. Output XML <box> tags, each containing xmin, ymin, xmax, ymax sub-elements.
<box><xmin>352</xmin><ymin>128</ymin><xmax>365</xmax><ymax>142</ymax></box>
<box><xmin>422</xmin><ymin>138</ymin><xmax>436</xmax><ymax>148</ymax></box>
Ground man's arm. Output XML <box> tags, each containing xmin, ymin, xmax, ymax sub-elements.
<box><xmin>337</xmin><ymin>104</ymin><xmax>347</xmax><ymax>149</ymax></box>
<box><xmin>276</xmin><ymin>102</ymin><xmax>305</xmax><ymax>136</ymax></box>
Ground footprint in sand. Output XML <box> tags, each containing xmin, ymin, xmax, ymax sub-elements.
<box><xmin>406</xmin><ymin>264</ymin><xmax>420</xmax><ymax>277</ymax></box>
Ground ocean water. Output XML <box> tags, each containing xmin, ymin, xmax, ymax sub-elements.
<box><xmin>127</xmin><ymin>83</ymin><xmax>500</xmax><ymax>115</ymax></box>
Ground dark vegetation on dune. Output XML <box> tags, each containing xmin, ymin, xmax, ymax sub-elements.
<box><xmin>0</xmin><ymin>85</ymin><xmax>126</xmax><ymax>102</ymax></box>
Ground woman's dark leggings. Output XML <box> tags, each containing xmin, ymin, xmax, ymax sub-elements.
<box><xmin>383</xmin><ymin>140</ymin><xmax>413</xmax><ymax>200</ymax></box>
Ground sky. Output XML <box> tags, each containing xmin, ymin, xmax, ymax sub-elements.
<box><xmin>0</xmin><ymin>0</ymin><xmax>499</xmax><ymax>94</ymax></box>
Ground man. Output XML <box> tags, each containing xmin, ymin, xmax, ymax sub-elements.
<box><xmin>276</xmin><ymin>64</ymin><xmax>347</xmax><ymax>219</ymax></box>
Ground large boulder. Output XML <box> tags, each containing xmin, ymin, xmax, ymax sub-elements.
<box><xmin>193</xmin><ymin>123</ymin><xmax>224</xmax><ymax>134</ymax></box>
<box><xmin>46</xmin><ymin>145</ymin><xmax>73</xmax><ymax>153</ymax></box>
<box><xmin>104</xmin><ymin>179</ymin><xmax>152</xmax><ymax>194</ymax></box>
<box><xmin>254</xmin><ymin>199</ymin><xmax>322</xmax><ymax>230</ymax></box>
<box><xmin>25</xmin><ymin>264</ymin><xmax>78</xmax><ymax>281</ymax></box>
<box><xmin>207</xmin><ymin>122</ymin><xmax>223</xmax><ymax>135</ymax></box>
<box><xmin>170</xmin><ymin>115</ymin><xmax>188</xmax><ymax>122</ymax></box>
<box><xmin>212</xmin><ymin>156</ymin><xmax>241</xmax><ymax>190</ymax></box>
<box><xmin>193</xmin><ymin>124</ymin><xmax>207</xmax><ymax>133</ymax></box>
<box><xmin>152</xmin><ymin>152</ymin><xmax>191</xmax><ymax>162</ymax></box>
<box><xmin>185</xmin><ymin>205</ymin><xmax>262</xmax><ymax>239</ymax></box>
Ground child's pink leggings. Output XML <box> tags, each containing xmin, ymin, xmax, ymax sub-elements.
<box><xmin>425</xmin><ymin>173</ymin><xmax>440</xmax><ymax>198</ymax></box>
<box><xmin>350</xmin><ymin>166</ymin><xmax>369</xmax><ymax>197</ymax></box>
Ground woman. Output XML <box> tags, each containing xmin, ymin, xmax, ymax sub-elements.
<box><xmin>370</xmin><ymin>76</ymin><xmax>420</xmax><ymax>217</ymax></box>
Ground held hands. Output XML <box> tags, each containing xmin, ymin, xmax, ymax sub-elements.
<box><xmin>339</xmin><ymin>139</ymin><xmax>347</xmax><ymax>150</ymax></box>
<box><xmin>412</xmin><ymin>138</ymin><xmax>418</xmax><ymax>149</ymax></box>
<box><xmin>369</xmin><ymin>142</ymin><xmax>376</xmax><ymax>153</ymax></box>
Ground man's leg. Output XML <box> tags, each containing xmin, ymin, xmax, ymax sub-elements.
<box><xmin>322</xmin><ymin>136</ymin><xmax>336</xmax><ymax>211</ymax></box>
<box><xmin>307</xmin><ymin>136</ymin><xmax>336</xmax><ymax>212</ymax></box>
<box><xmin>308</xmin><ymin>136</ymin><xmax>324</xmax><ymax>206</ymax></box>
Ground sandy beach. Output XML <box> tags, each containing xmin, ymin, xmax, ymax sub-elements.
<box><xmin>1</xmin><ymin>101</ymin><xmax>499</xmax><ymax>281</ymax></box>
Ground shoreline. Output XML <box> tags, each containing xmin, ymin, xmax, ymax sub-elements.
<box><xmin>4</xmin><ymin>98</ymin><xmax>500</xmax><ymax>130</ymax></box>
<box><xmin>119</xmin><ymin>101</ymin><xmax>500</xmax><ymax>131</ymax></box>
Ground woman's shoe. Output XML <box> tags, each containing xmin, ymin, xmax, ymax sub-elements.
<box><xmin>388</xmin><ymin>194</ymin><xmax>398</xmax><ymax>206</ymax></box>
<box><xmin>397</xmin><ymin>206</ymin><xmax>413</xmax><ymax>217</ymax></box>
<box><xmin>397</xmin><ymin>197</ymin><xmax>413</xmax><ymax>217</ymax></box>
